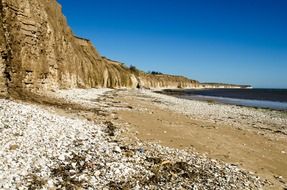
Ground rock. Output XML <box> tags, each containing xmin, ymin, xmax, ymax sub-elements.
<box><xmin>114</xmin><ymin>146</ymin><xmax>122</xmax><ymax>153</ymax></box>
<box><xmin>58</xmin><ymin>154</ymin><xmax>65</xmax><ymax>161</ymax></box>
<box><xmin>94</xmin><ymin>170</ymin><xmax>101</xmax><ymax>177</ymax></box>
<box><xmin>78</xmin><ymin>174</ymin><xmax>87</xmax><ymax>181</ymax></box>
<box><xmin>71</xmin><ymin>162</ymin><xmax>77</xmax><ymax>168</ymax></box>
<box><xmin>274</xmin><ymin>175</ymin><xmax>283</xmax><ymax>180</ymax></box>
<box><xmin>138</xmin><ymin>148</ymin><xmax>145</xmax><ymax>154</ymax></box>
<box><xmin>47</xmin><ymin>180</ymin><xmax>54</xmax><ymax>188</ymax></box>
<box><xmin>80</xmin><ymin>161</ymin><xmax>85</xmax><ymax>166</ymax></box>
<box><xmin>9</xmin><ymin>144</ymin><xmax>19</xmax><ymax>150</ymax></box>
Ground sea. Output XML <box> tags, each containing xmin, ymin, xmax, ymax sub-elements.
<box><xmin>157</xmin><ymin>88</ymin><xmax>287</xmax><ymax>111</ymax></box>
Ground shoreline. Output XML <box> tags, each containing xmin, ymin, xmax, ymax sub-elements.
<box><xmin>1</xmin><ymin>88</ymin><xmax>287</xmax><ymax>189</ymax></box>
<box><xmin>172</xmin><ymin>94</ymin><xmax>287</xmax><ymax>112</ymax></box>
<box><xmin>143</xmin><ymin>89</ymin><xmax>287</xmax><ymax>136</ymax></box>
<box><xmin>156</xmin><ymin>88</ymin><xmax>287</xmax><ymax>111</ymax></box>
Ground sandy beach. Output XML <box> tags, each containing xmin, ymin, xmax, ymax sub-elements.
<box><xmin>1</xmin><ymin>88</ymin><xmax>287</xmax><ymax>189</ymax></box>
<box><xmin>112</xmin><ymin>89</ymin><xmax>287</xmax><ymax>189</ymax></box>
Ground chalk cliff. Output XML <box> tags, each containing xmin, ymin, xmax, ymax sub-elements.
<box><xmin>103</xmin><ymin>57</ymin><xmax>199</xmax><ymax>89</ymax></box>
<box><xmin>0</xmin><ymin>0</ymin><xmax>200</xmax><ymax>97</ymax></box>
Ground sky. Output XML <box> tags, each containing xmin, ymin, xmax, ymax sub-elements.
<box><xmin>57</xmin><ymin>0</ymin><xmax>287</xmax><ymax>88</ymax></box>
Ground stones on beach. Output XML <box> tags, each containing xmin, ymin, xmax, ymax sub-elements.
<box><xmin>137</xmin><ymin>148</ymin><xmax>145</xmax><ymax>154</ymax></box>
<box><xmin>9</xmin><ymin>144</ymin><xmax>19</xmax><ymax>151</ymax></box>
<box><xmin>104</xmin><ymin>121</ymin><xmax>117</xmax><ymax>137</ymax></box>
<box><xmin>113</xmin><ymin>146</ymin><xmax>122</xmax><ymax>153</ymax></box>
<box><xmin>274</xmin><ymin>175</ymin><xmax>286</xmax><ymax>184</ymax></box>
<box><xmin>0</xmin><ymin>89</ymin><xmax>269</xmax><ymax>189</ymax></box>
<box><xmin>58</xmin><ymin>154</ymin><xmax>66</xmax><ymax>161</ymax></box>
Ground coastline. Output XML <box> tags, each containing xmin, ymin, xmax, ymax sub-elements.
<box><xmin>1</xmin><ymin>88</ymin><xmax>287</xmax><ymax>189</ymax></box>
<box><xmin>143</xmin><ymin>89</ymin><xmax>287</xmax><ymax>136</ymax></box>
<box><xmin>156</xmin><ymin>88</ymin><xmax>287</xmax><ymax>111</ymax></box>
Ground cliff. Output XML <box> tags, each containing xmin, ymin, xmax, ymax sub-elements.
<box><xmin>0</xmin><ymin>0</ymin><xmax>200</xmax><ymax>97</ymax></box>
<box><xmin>102</xmin><ymin>57</ymin><xmax>199</xmax><ymax>89</ymax></box>
<box><xmin>138</xmin><ymin>74</ymin><xmax>199</xmax><ymax>89</ymax></box>
<box><xmin>199</xmin><ymin>83</ymin><xmax>252</xmax><ymax>89</ymax></box>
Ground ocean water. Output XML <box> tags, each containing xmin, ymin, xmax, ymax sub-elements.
<box><xmin>158</xmin><ymin>88</ymin><xmax>287</xmax><ymax>111</ymax></box>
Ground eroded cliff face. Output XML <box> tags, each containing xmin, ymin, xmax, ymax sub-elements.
<box><xmin>0</xmin><ymin>0</ymin><xmax>198</xmax><ymax>97</ymax></box>
<box><xmin>138</xmin><ymin>74</ymin><xmax>199</xmax><ymax>89</ymax></box>
<box><xmin>102</xmin><ymin>58</ymin><xmax>199</xmax><ymax>89</ymax></box>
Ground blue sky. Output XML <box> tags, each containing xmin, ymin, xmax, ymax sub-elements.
<box><xmin>57</xmin><ymin>0</ymin><xmax>287</xmax><ymax>88</ymax></box>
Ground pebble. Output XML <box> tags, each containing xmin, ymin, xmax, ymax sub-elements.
<box><xmin>0</xmin><ymin>89</ymin><xmax>269</xmax><ymax>189</ymax></box>
<box><xmin>94</xmin><ymin>170</ymin><xmax>101</xmax><ymax>176</ymax></box>
<box><xmin>58</xmin><ymin>154</ymin><xmax>65</xmax><ymax>161</ymax></box>
<box><xmin>114</xmin><ymin>146</ymin><xmax>122</xmax><ymax>153</ymax></box>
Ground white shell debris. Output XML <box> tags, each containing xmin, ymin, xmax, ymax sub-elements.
<box><xmin>0</xmin><ymin>89</ymin><xmax>269</xmax><ymax>189</ymax></box>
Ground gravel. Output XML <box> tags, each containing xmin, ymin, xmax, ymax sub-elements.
<box><xmin>0</xmin><ymin>89</ymin><xmax>269</xmax><ymax>189</ymax></box>
<box><xmin>45</xmin><ymin>88</ymin><xmax>113</xmax><ymax>108</ymax></box>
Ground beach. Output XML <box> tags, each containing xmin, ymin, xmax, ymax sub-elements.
<box><xmin>1</xmin><ymin>88</ymin><xmax>286</xmax><ymax>189</ymax></box>
<box><xmin>1</xmin><ymin>0</ymin><xmax>285</xmax><ymax>189</ymax></box>
<box><xmin>113</xmin><ymin>89</ymin><xmax>287</xmax><ymax>189</ymax></box>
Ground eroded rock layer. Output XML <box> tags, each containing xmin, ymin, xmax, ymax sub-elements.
<box><xmin>0</xmin><ymin>0</ymin><xmax>198</xmax><ymax>96</ymax></box>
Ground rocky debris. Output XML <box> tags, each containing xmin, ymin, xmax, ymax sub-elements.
<box><xmin>46</xmin><ymin>88</ymin><xmax>113</xmax><ymax>108</ymax></box>
<box><xmin>0</xmin><ymin>89</ymin><xmax>269</xmax><ymax>189</ymax></box>
<box><xmin>105</xmin><ymin>121</ymin><xmax>117</xmax><ymax>136</ymax></box>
